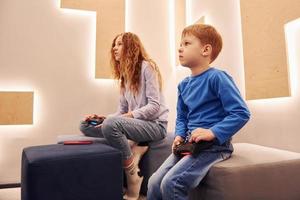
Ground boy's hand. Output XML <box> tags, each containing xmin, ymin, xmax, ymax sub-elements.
<box><xmin>172</xmin><ymin>136</ymin><xmax>184</xmax><ymax>153</ymax></box>
<box><xmin>189</xmin><ymin>128</ymin><xmax>215</xmax><ymax>143</ymax></box>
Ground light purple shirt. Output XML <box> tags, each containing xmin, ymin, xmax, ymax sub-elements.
<box><xmin>112</xmin><ymin>61</ymin><xmax>169</xmax><ymax>123</ymax></box>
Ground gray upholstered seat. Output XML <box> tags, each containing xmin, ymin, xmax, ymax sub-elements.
<box><xmin>190</xmin><ymin>143</ymin><xmax>300</xmax><ymax>200</ymax></box>
<box><xmin>56</xmin><ymin>135</ymin><xmax>300</xmax><ymax>200</ymax></box>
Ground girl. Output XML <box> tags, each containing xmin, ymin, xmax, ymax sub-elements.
<box><xmin>80</xmin><ymin>32</ymin><xmax>169</xmax><ymax>200</ymax></box>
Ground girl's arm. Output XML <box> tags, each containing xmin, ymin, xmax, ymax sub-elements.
<box><xmin>131</xmin><ymin>65</ymin><xmax>160</xmax><ymax>120</ymax></box>
<box><xmin>108</xmin><ymin>92</ymin><xmax>128</xmax><ymax>117</ymax></box>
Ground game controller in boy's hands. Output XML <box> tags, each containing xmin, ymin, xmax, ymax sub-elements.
<box><xmin>173</xmin><ymin>140</ymin><xmax>214</xmax><ymax>157</ymax></box>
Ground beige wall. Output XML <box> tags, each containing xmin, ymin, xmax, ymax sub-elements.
<box><xmin>0</xmin><ymin>0</ymin><xmax>177</xmax><ymax>184</ymax></box>
<box><xmin>126</xmin><ymin>0</ymin><xmax>177</xmax><ymax>129</ymax></box>
<box><xmin>0</xmin><ymin>0</ymin><xmax>119</xmax><ymax>184</ymax></box>
<box><xmin>0</xmin><ymin>0</ymin><xmax>300</xmax><ymax>185</ymax></box>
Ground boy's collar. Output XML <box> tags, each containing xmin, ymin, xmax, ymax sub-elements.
<box><xmin>190</xmin><ymin>66</ymin><xmax>212</xmax><ymax>77</ymax></box>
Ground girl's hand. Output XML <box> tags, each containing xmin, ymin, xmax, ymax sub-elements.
<box><xmin>83</xmin><ymin>114</ymin><xmax>106</xmax><ymax>122</ymax></box>
<box><xmin>122</xmin><ymin>112</ymin><xmax>133</xmax><ymax>118</ymax></box>
<box><xmin>83</xmin><ymin>114</ymin><xmax>95</xmax><ymax>122</ymax></box>
<box><xmin>189</xmin><ymin>128</ymin><xmax>215</xmax><ymax>143</ymax></box>
<box><xmin>94</xmin><ymin>124</ymin><xmax>103</xmax><ymax>128</ymax></box>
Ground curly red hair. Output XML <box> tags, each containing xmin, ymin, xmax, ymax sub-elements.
<box><xmin>110</xmin><ymin>32</ymin><xmax>163</xmax><ymax>95</ymax></box>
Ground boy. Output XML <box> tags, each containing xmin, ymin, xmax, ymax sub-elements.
<box><xmin>147</xmin><ymin>24</ymin><xmax>250</xmax><ymax>200</ymax></box>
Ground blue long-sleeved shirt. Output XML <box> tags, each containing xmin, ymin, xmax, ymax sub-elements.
<box><xmin>175</xmin><ymin>67</ymin><xmax>250</xmax><ymax>144</ymax></box>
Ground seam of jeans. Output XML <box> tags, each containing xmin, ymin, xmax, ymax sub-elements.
<box><xmin>173</xmin><ymin>152</ymin><xmax>224</xmax><ymax>199</ymax></box>
<box><xmin>173</xmin><ymin>156</ymin><xmax>198</xmax><ymax>200</ymax></box>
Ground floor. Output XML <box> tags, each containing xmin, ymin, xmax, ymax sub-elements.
<box><xmin>0</xmin><ymin>188</ymin><xmax>146</xmax><ymax>200</ymax></box>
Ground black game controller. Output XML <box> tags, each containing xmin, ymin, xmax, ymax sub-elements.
<box><xmin>174</xmin><ymin>140</ymin><xmax>214</xmax><ymax>157</ymax></box>
<box><xmin>87</xmin><ymin>117</ymin><xmax>104</xmax><ymax>126</ymax></box>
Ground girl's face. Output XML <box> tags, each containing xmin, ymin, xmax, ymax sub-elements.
<box><xmin>113</xmin><ymin>35</ymin><xmax>123</xmax><ymax>61</ymax></box>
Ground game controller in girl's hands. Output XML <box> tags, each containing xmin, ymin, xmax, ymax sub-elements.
<box><xmin>87</xmin><ymin>117</ymin><xmax>105</xmax><ymax>126</ymax></box>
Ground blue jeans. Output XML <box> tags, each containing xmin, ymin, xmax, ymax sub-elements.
<box><xmin>147</xmin><ymin>142</ymin><xmax>233</xmax><ymax>200</ymax></box>
<box><xmin>79</xmin><ymin>116</ymin><xmax>167</xmax><ymax>160</ymax></box>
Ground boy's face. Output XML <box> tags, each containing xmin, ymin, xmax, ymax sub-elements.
<box><xmin>178</xmin><ymin>34</ymin><xmax>209</xmax><ymax>67</ymax></box>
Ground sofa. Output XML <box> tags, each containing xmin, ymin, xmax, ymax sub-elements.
<box><xmin>56</xmin><ymin>133</ymin><xmax>300</xmax><ymax>200</ymax></box>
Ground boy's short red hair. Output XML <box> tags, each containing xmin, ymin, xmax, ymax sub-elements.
<box><xmin>182</xmin><ymin>24</ymin><xmax>222</xmax><ymax>63</ymax></box>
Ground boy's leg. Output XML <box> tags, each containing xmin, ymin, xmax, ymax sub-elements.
<box><xmin>159</xmin><ymin>149</ymin><xmax>231</xmax><ymax>200</ymax></box>
<box><xmin>79</xmin><ymin>120</ymin><xmax>104</xmax><ymax>137</ymax></box>
<box><xmin>147</xmin><ymin>154</ymin><xmax>181</xmax><ymax>200</ymax></box>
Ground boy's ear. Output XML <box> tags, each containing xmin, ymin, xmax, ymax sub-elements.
<box><xmin>202</xmin><ymin>44</ymin><xmax>212</xmax><ymax>56</ymax></box>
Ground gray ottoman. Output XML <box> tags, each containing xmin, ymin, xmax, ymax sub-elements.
<box><xmin>190</xmin><ymin>143</ymin><xmax>300</xmax><ymax>200</ymax></box>
<box><xmin>21</xmin><ymin>143</ymin><xmax>123</xmax><ymax>200</ymax></box>
<box><xmin>56</xmin><ymin>135</ymin><xmax>300</xmax><ymax>200</ymax></box>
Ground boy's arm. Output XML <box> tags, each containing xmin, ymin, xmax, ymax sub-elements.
<box><xmin>210</xmin><ymin>72</ymin><xmax>251</xmax><ymax>144</ymax></box>
<box><xmin>175</xmin><ymin>86</ymin><xmax>188</xmax><ymax>138</ymax></box>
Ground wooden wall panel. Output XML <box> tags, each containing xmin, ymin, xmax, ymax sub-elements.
<box><xmin>175</xmin><ymin>0</ymin><xmax>186</xmax><ymax>66</ymax></box>
<box><xmin>0</xmin><ymin>92</ymin><xmax>33</xmax><ymax>125</ymax></box>
<box><xmin>61</xmin><ymin>0</ymin><xmax>125</xmax><ymax>79</ymax></box>
<box><xmin>240</xmin><ymin>0</ymin><xmax>300</xmax><ymax>100</ymax></box>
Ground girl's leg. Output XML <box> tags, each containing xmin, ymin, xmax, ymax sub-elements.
<box><xmin>131</xmin><ymin>142</ymin><xmax>149</xmax><ymax>169</ymax></box>
<box><xmin>101</xmin><ymin>116</ymin><xmax>166</xmax><ymax>161</ymax></box>
<box><xmin>101</xmin><ymin>116</ymin><xmax>166</xmax><ymax>200</ymax></box>
<box><xmin>79</xmin><ymin>120</ymin><xmax>104</xmax><ymax>137</ymax></box>
<box><xmin>123</xmin><ymin>156</ymin><xmax>143</xmax><ymax>200</ymax></box>
<box><xmin>123</xmin><ymin>144</ymin><xmax>149</xmax><ymax>200</ymax></box>
<box><xmin>131</xmin><ymin>145</ymin><xmax>148</xmax><ymax>166</ymax></box>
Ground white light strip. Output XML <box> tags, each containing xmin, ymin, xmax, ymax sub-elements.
<box><xmin>186</xmin><ymin>0</ymin><xmax>192</xmax><ymax>25</ymax></box>
<box><xmin>89</xmin><ymin>13</ymin><xmax>97</xmax><ymax>80</ymax></box>
<box><xmin>285</xmin><ymin>18</ymin><xmax>300</xmax><ymax>97</ymax></box>
<box><xmin>125</xmin><ymin>0</ymin><xmax>129</xmax><ymax>32</ymax></box>
<box><xmin>168</xmin><ymin>0</ymin><xmax>176</xmax><ymax>68</ymax></box>
<box><xmin>60</xmin><ymin>8</ymin><xmax>95</xmax><ymax>16</ymax></box>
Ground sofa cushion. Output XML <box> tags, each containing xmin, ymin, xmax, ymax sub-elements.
<box><xmin>190</xmin><ymin>143</ymin><xmax>300</xmax><ymax>200</ymax></box>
